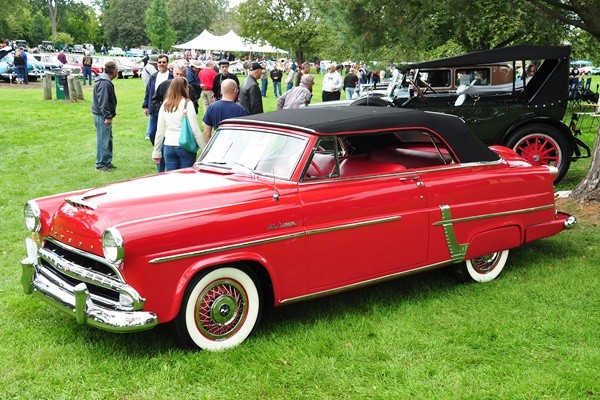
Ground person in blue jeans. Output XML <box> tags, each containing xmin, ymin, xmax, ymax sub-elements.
<box><xmin>91</xmin><ymin>61</ymin><xmax>118</xmax><ymax>172</ymax></box>
<box><xmin>142</xmin><ymin>54</ymin><xmax>173</xmax><ymax>172</ymax></box>
<box><xmin>82</xmin><ymin>51</ymin><xmax>93</xmax><ymax>85</ymax></box>
<box><xmin>271</xmin><ymin>64</ymin><xmax>283</xmax><ymax>97</ymax></box>
<box><xmin>152</xmin><ymin>78</ymin><xmax>204</xmax><ymax>171</ymax></box>
<box><xmin>260</xmin><ymin>63</ymin><xmax>268</xmax><ymax>97</ymax></box>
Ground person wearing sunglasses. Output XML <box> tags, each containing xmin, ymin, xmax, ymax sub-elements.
<box><xmin>142</xmin><ymin>54</ymin><xmax>173</xmax><ymax>148</ymax></box>
<box><xmin>212</xmin><ymin>59</ymin><xmax>239</xmax><ymax>102</ymax></box>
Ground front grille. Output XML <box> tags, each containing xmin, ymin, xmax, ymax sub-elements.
<box><xmin>42</xmin><ymin>239</ymin><xmax>123</xmax><ymax>306</ymax></box>
<box><xmin>45</xmin><ymin>240</ymin><xmax>118</xmax><ymax>278</ymax></box>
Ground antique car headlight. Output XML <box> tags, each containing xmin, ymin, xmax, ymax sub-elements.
<box><xmin>102</xmin><ymin>227</ymin><xmax>124</xmax><ymax>263</ymax></box>
<box><xmin>24</xmin><ymin>201</ymin><xmax>41</xmax><ymax>232</ymax></box>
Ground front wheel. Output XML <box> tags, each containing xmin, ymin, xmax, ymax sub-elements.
<box><xmin>505</xmin><ymin>124</ymin><xmax>571</xmax><ymax>183</ymax></box>
<box><xmin>453</xmin><ymin>250</ymin><xmax>509</xmax><ymax>283</ymax></box>
<box><xmin>175</xmin><ymin>266</ymin><xmax>261</xmax><ymax>351</ymax></box>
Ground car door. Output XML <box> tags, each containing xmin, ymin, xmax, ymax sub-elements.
<box><xmin>298</xmin><ymin>136</ymin><xmax>429</xmax><ymax>292</ymax></box>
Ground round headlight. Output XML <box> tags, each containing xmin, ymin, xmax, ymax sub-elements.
<box><xmin>102</xmin><ymin>227</ymin><xmax>124</xmax><ymax>263</ymax></box>
<box><xmin>24</xmin><ymin>201</ymin><xmax>41</xmax><ymax>232</ymax></box>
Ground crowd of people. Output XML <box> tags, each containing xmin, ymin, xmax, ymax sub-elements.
<box><xmin>91</xmin><ymin>54</ymin><xmax>392</xmax><ymax>174</ymax></box>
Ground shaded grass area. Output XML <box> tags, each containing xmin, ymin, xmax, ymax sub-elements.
<box><xmin>0</xmin><ymin>77</ymin><xmax>599</xmax><ymax>399</ymax></box>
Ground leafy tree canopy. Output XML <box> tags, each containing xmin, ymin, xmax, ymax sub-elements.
<box><xmin>237</xmin><ymin>0</ymin><xmax>325</xmax><ymax>63</ymax></box>
<box><xmin>146</xmin><ymin>0</ymin><xmax>177</xmax><ymax>52</ymax></box>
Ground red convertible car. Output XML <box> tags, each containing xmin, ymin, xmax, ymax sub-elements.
<box><xmin>22</xmin><ymin>107</ymin><xmax>575</xmax><ymax>350</ymax></box>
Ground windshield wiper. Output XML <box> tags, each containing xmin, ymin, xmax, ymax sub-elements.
<box><xmin>232</xmin><ymin>162</ymin><xmax>256</xmax><ymax>177</ymax></box>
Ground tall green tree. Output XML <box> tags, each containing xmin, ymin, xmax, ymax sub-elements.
<box><xmin>102</xmin><ymin>0</ymin><xmax>149</xmax><ymax>47</ymax></box>
<box><xmin>167</xmin><ymin>0</ymin><xmax>226</xmax><ymax>42</ymax></box>
<box><xmin>146</xmin><ymin>0</ymin><xmax>176</xmax><ymax>51</ymax></box>
<box><xmin>29</xmin><ymin>10</ymin><xmax>51</xmax><ymax>45</ymax></box>
<box><xmin>0</xmin><ymin>0</ymin><xmax>30</xmax><ymax>40</ymax></box>
<box><xmin>237</xmin><ymin>0</ymin><xmax>323</xmax><ymax>63</ymax></box>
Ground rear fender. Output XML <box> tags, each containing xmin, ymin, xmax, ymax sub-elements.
<box><xmin>464</xmin><ymin>226</ymin><xmax>522</xmax><ymax>260</ymax></box>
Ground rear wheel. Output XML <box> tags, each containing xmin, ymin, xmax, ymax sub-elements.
<box><xmin>505</xmin><ymin>124</ymin><xmax>571</xmax><ymax>183</ymax></box>
<box><xmin>175</xmin><ymin>266</ymin><xmax>261</xmax><ymax>351</ymax></box>
<box><xmin>454</xmin><ymin>250</ymin><xmax>509</xmax><ymax>283</ymax></box>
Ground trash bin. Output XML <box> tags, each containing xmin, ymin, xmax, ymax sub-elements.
<box><xmin>54</xmin><ymin>70</ymin><xmax>70</xmax><ymax>100</ymax></box>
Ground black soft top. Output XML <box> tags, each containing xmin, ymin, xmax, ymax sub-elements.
<box><xmin>222</xmin><ymin>107</ymin><xmax>500</xmax><ymax>163</ymax></box>
<box><xmin>405</xmin><ymin>44</ymin><xmax>571</xmax><ymax>70</ymax></box>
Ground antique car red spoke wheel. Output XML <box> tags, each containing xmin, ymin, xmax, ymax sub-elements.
<box><xmin>176</xmin><ymin>267</ymin><xmax>261</xmax><ymax>351</ymax></box>
<box><xmin>506</xmin><ymin>124</ymin><xmax>571</xmax><ymax>183</ymax></box>
<box><xmin>195</xmin><ymin>280</ymin><xmax>247</xmax><ymax>340</ymax></box>
<box><xmin>454</xmin><ymin>250</ymin><xmax>509</xmax><ymax>283</ymax></box>
<box><xmin>513</xmin><ymin>134</ymin><xmax>561</xmax><ymax>166</ymax></box>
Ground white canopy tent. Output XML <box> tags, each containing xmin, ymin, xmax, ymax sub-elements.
<box><xmin>173</xmin><ymin>30</ymin><xmax>287</xmax><ymax>54</ymax></box>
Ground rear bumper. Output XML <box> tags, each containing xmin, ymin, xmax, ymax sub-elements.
<box><xmin>21</xmin><ymin>238</ymin><xmax>158</xmax><ymax>333</ymax></box>
<box><xmin>525</xmin><ymin>211</ymin><xmax>576</xmax><ymax>243</ymax></box>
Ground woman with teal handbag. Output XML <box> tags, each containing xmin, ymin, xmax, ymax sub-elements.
<box><xmin>152</xmin><ymin>77</ymin><xmax>206</xmax><ymax>171</ymax></box>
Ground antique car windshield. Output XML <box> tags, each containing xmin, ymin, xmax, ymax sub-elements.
<box><xmin>199</xmin><ymin>128</ymin><xmax>308</xmax><ymax>180</ymax></box>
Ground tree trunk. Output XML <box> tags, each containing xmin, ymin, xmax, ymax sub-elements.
<box><xmin>571</xmin><ymin>126</ymin><xmax>600</xmax><ymax>204</ymax></box>
<box><xmin>47</xmin><ymin>0</ymin><xmax>58</xmax><ymax>37</ymax></box>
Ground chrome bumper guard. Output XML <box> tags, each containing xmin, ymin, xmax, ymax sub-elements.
<box><xmin>21</xmin><ymin>238</ymin><xmax>158</xmax><ymax>332</ymax></box>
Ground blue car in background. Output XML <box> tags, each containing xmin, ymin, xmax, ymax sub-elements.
<box><xmin>0</xmin><ymin>47</ymin><xmax>45</xmax><ymax>82</ymax></box>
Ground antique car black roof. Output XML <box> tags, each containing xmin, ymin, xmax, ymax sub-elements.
<box><xmin>223</xmin><ymin>107</ymin><xmax>500</xmax><ymax>163</ymax></box>
<box><xmin>405</xmin><ymin>44</ymin><xmax>571</xmax><ymax>70</ymax></box>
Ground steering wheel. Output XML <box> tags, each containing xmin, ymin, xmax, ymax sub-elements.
<box><xmin>407</xmin><ymin>78</ymin><xmax>429</xmax><ymax>105</ymax></box>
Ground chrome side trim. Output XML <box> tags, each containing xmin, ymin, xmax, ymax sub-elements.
<box><xmin>149</xmin><ymin>232</ymin><xmax>305</xmax><ymax>264</ymax></box>
<box><xmin>306</xmin><ymin>216</ymin><xmax>400</xmax><ymax>235</ymax></box>
<box><xmin>438</xmin><ymin>205</ymin><xmax>469</xmax><ymax>262</ymax></box>
<box><xmin>432</xmin><ymin>204</ymin><xmax>555</xmax><ymax>226</ymax></box>
<box><xmin>281</xmin><ymin>259</ymin><xmax>453</xmax><ymax>305</ymax></box>
<box><xmin>149</xmin><ymin>216</ymin><xmax>400</xmax><ymax>264</ymax></box>
<box><xmin>46</xmin><ymin>237</ymin><xmax>124</xmax><ymax>282</ymax></box>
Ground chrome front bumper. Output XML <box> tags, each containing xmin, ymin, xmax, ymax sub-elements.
<box><xmin>21</xmin><ymin>238</ymin><xmax>158</xmax><ymax>333</ymax></box>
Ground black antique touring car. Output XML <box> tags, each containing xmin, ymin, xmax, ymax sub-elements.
<box><xmin>323</xmin><ymin>45</ymin><xmax>591</xmax><ymax>182</ymax></box>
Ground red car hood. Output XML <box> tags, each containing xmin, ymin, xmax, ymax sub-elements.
<box><xmin>51</xmin><ymin>168</ymin><xmax>277</xmax><ymax>240</ymax></box>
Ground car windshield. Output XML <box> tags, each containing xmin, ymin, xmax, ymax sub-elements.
<box><xmin>199</xmin><ymin>128</ymin><xmax>308</xmax><ymax>180</ymax></box>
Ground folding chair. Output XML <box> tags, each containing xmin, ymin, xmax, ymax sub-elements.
<box><xmin>568</xmin><ymin>78</ymin><xmax>582</xmax><ymax>108</ymax></box>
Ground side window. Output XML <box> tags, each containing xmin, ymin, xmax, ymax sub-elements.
<box><xmin>304</xmin><ymin>137</ymin><xmax>339</xmax><ymax>180</ymax></box>
<box><xmin>456</xmin><ymin>68</ymin><xmax>491</xmax><ymax>86</ymax></box>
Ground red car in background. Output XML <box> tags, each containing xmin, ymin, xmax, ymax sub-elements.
<box><xmin>21</xmin><ymin>107</ymin><xmax>575</xmax><ymax>351</ymax></box>
<box><xmin>66</xmin><ymin>54</ymin><xmax>104</xmax><ymax>77</ymax></box>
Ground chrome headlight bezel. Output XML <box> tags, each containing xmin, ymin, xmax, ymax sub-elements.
<box><xmin>102</xmin><ymin>227</ymin><xmax>124</xmax><ymax>264</ymax></box>
<box><xmin>24</xmin><ymin>201</ymin><xmax>41</xmax><ymax>232</ymax></box>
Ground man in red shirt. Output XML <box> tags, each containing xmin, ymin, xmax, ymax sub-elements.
<box><xmin>199</xmin><ymin>60</ymin><xmax>217</xmax><ymax>111</ymax></box>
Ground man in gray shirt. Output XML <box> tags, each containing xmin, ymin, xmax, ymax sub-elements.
<box><xmin>277</xmin><ymin>74</ymin><xmax>314</xmax><ymax>110</ymax></box>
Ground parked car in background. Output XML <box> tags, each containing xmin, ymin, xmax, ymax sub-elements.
<box><xmin>0</xmin><ymin>47</ymin><xmax>45</xmax><ymax>82</ymax></box>
<box><xmin>32</xmin><ymin>53</ymin><xmax>82</xmax><ymax>76</ymax></box>
<box><xmin>315</xmin><ymin>45</ymin><xmax>589</xmax><ymax>183</ymax></box>
<box><xmin>107</xmin><ymin>47</ymin><xmax>125</xmax><ymax>57</ymax></box>
<box><xmin>66</xmin><ymin>54</ymin><xmax>104</xmax><ymax>77</ymax></box>
<box><xmin>21</xmin><ymin>107</ymin><xmax>575</xmax><ymax>351</ymax></box>
<box><xmin>125</xmin><ymin>48</ymin><xmax>145</xmax><ymax>57</ymax></box>
<box><xmin>229</xmin><ymin>60</ymin><xmax>246</xmax><ymax>75</ymax></box>
<box><xmin>38</xmin><ymin>41</ymin><xmax>55</xmax><ymax>52</ymax></box>
<box><xmin>71</xmin><ymin>44</ymin><xmax>85</xmax><ymax>54</ymax></box>
<box><xmin>101</xmin><ymin>56</ymin><xmax>134</xmax><ymax>78</ymax></box>
<box><xmin>115</xmin><ymin>56</ymin><xmax>139</xmax><ymax>77</ymax></box>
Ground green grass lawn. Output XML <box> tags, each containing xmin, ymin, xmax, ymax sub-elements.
<box><xmin>0</xmin><ymin>75</ymin><xmax>599</xmax><ymax>399</ymax></box>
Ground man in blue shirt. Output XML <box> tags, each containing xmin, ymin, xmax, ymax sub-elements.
<box><xmin>202</xmin><ymin>79</ymin><xmax>247</xmax><ymax>143</ymax></box>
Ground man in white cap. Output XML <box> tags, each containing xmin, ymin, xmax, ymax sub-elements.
<box><xmin>187</xmin><ymin>59</ymin><xmax>203</xmax><ymax>98</ymax></box>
